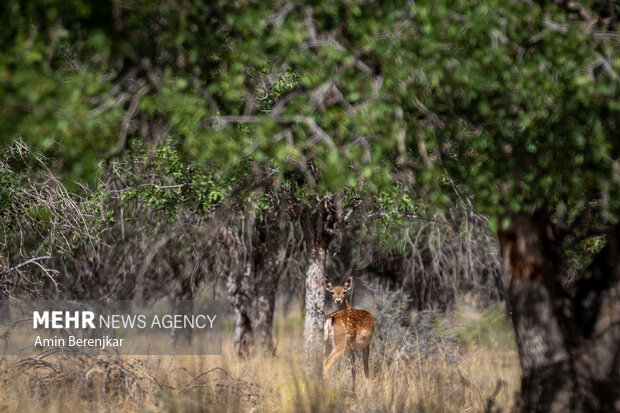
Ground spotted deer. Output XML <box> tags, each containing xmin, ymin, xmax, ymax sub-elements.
<box><xmin>323</xmin><ymin>277</ymin><xmax>375</xmax><ymax>386</ymax></box>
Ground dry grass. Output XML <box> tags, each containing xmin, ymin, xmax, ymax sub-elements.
<box><xmin>0</xmin><ymin>306</ymin><xmax>520</xmax><ymax>413</ymax></box>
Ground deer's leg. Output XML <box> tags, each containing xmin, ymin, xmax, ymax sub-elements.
<box><xmin>323</xmin><ymin>346</ymin><xmax>346</xmax><ymax>375</ymax></box>
<box><xmin>363</xmin><ymin>344</ymin><xmax>370</xmax><ymax>379</ymax></box>
<box><xmin>349</xmin><ymin>349</ymin><xmax>357</xmax><ymax>389</ymax></box>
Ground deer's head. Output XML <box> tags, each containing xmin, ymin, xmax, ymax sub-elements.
<box><xmin>324</xmin><ymin>277</ymin><xmax>353</xmax><ymax>307</ymax></box>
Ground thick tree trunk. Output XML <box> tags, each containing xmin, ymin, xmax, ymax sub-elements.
<box><xmin>297</xmin><ymin>194</ymin><xmax>340</xmax><ymax>377</ymax></box>
<box><xmin>253</xmin><ymin>229</ymin><xmax>286</xmax><ymax>356</ymax></box>
<box><xmin>232</xmin><ymin>304</ymin><xmax>254</xmax><ymax>357</ymax></box>
<box><xmin>498</xmin><ymin>213</ymin><xmax>620</xmax><ymax>412</ymax></box>
<box><xmin>289</xmin><ymin>187</ymin><xmax>341</xmax><ymax>376</ymax></box>
<box><xmin>227</xmin><ymin>265</ymin><xmax>254</xmax><ymax>357</ymax></box>
<box><xmin>303</xmin><ymin>244</ymin><xmax>326</xmax><ymax>375</ymax></box>
<box><xmin>226</xmin><ymin>212</ymin><xmax>288</xmax><ymax>358</ymax></box>
<box><xmin>224</xmin><ymin>228</ymin><xmax>254</xmax><ymax>358</ymax></box>
<box><xmin>254</xmin><ymin>269</ymin><xmax>277</xmax><ymax>354</ymax></box>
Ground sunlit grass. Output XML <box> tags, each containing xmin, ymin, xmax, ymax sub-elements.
<box><xmin>0</xmin><ymin>304</ymin><xmax>520</xmax><ymax>412</ymax></box>
<box><xmin>436</xmin><ymin>301</ymin><xmax>517</xmax><ymax>351</ymax></box>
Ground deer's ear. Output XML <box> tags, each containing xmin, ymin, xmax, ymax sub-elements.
<box><xmin>324</xmin><ymin>278</ymin><xmax>333</xmax><ymax>292</ymax></box>
<box><xmin>343</xmin><ymin>277</ymin><xmax>353</xmax><ymax>291</ymax></box>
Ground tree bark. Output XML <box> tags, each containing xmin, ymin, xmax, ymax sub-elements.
<box><xmin>286</xmin><ymin>172</ymin><xmax>342</xmax><ymax>375</ymax></box>
<box><xmin>498</xmin><ymin>213</ymin><xmax>620</xmax><ymax>412</ymax></box>
<box><xmin>297</xmin><ymin>195</ymin><xmax>340</xmax><ymax>376</ymax></box>
<box><xmin>224</xmin><ymin>227</ymin><xmax>254</xmax><ymax>358</ymax></box>
<box><xmin>226</xmin><ymin>211</ymin><xmax>288</xmax><ymax>358</ymax></box>
<box><xmin>253</xmin><ymin>263</ymin><xmax>278</xmax><ymax>354</ymax></box>
<box><xmin>253</xmin><ymin>216</ymin><xmax>288</xmax><ymax>356</ymax></box>
<box><xmin>303</xmin><ymin>244</ymin><xmax>327</xmax><ymax>375</ymax></box>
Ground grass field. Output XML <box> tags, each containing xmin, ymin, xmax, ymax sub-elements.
<box><xmin>0</xmin><ymin>302</ymin><xmax>520</xmax><ymax>412</ymax></box>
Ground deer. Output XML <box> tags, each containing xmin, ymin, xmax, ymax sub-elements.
<box><xmin>323</xmin><ymin>276</ymin><xmax>375</xmax><ymax>387</ymax></box>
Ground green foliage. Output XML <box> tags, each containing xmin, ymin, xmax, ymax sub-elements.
<box><xmin>584</xmin><ymin>235</ymin><xmax>606</xmax><ymax>255</ymax></box>
<box><xmin>438</xmin><ymin>303</ymin><xmax>516</xmax><ymax>350</ymax></box>
<box><xmin>1</xmin><ymin>0</ymin><xmax>618</xmax><ymax>227</ymax></box>
<box><xmin>419</xmin><ymin>1</ymin><xmax>620</xmax><ymax>219</ymax></box>
<box><xmin>0</xmin><ymin>158</ymin><xmax>15</xmax><ymax>217</ymax></box>
<box><xmin>111</xmin><ymin>140</ymin><xmax>239</xmax><ymax>219</ymax></box>
<box><xmin>273</xmin><ymin>314</ymin><xmax>305</xmax><ymax>337</ymax></box>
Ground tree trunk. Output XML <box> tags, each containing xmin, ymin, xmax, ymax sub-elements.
<box><xmin>290</xmin><ymin>188</ymin><xmax>341</xmax><ymax>376</ymax></box>
<box><xmin>498</xmin><ymin>213</ymin><xmax>620</xmax><ymax>412</ymax></box>
<box><xmin>253</xmin><ymin>220</ymin><xmax>287</xmax><ymax>355</ymax></box>
<box><xmin>303</xmin><ymin>244</ymin><xmax>326</xmax><ymax>375</ymax></box>
<box><xmin>232</xmin><ymin>304</ymin><xmax>254</xmax><ymax>357</ymax></box>
<box><xmin>297</xmin><ymin>194</ymin><xmax>340</xmax><ymax>377</ymax></box>
<box><xmin>227</xmin><ymin>269</ymin><xmax>255</xmax><ymax>357</ymax></box>
<box><xmin>253</xmin><ymin>265</ymin><xmax>278</xmax><ymax>354</ymax></box>
<box><xmin>226</xmin><ymin>211</ymin><xmax>288</xmax><ymax>358</ymax></box>
<box><xmin>224</xmin><ymin>227</ymin><xmax>254</xmax><ymax>358</ymax></box>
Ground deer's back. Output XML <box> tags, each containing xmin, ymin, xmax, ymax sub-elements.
<box><xmin>328</xmin><ymin>309</ymin><xmax>374</xmax><ymax>349</ymax></box>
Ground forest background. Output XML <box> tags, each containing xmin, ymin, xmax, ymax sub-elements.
<box><xmin>0</xmin><ymin>1</ymin><xmax>619</xmax><ymax>412</ymax></box>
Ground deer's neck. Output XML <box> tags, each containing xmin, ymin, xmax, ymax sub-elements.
<box><xmin>337</xmin><ymin>299</ymin><xmax>351</xmax><ymax>311</ymax></box>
